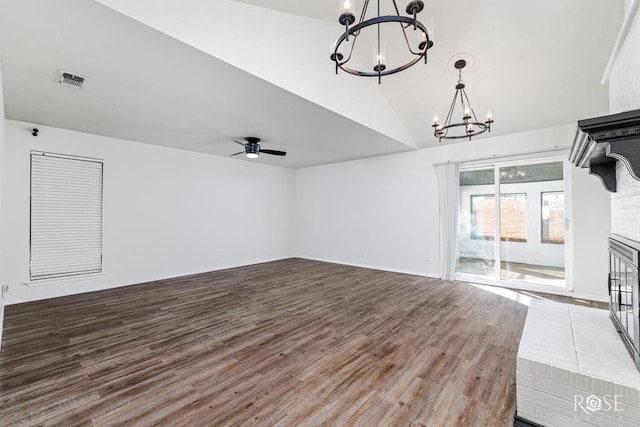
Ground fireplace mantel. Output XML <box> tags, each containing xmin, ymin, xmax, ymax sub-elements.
<box><xmin>570</xmin><ymin>109</ymin><xmax>640</xmax><ymax>192</ymax></box>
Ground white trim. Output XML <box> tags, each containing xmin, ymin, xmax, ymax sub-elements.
<box><xmin>563</xmin><ymin>160</ymin><xmax>574</xmax><ymax>292</ymax></box>
<box><xmin>3</xmin><ymin>256</ymin><xmax>293</xmax><ymax>306</ymax></box>
<box><xmin>457</xmin><ymin>155</ymin><xmax>572</xmax><ymax>292</ymax></box>
<box><xmin>299</xmin><ymin>256</ymin><xmax>606</xmax><ymax>302</ymax></box>
<box><xmin>432</xmin><ymin>147</ymin><xmax>570</xmax><ymax>167</ymax></box>
<box><xmin>455</xmin><ymin>273</ymin><xmax>608</xmax><ymax>303</ymax></box>
<box><xmin>297</xmin><ymin>256</ymin><xmax>439</xmax><ymax>279</ymax></box>
<box><xmin>602</xmin><ymin>0</ymin><xmax>640</xmax><ymax>84</ymax></box>
<box><xmin>0</xmin><ymin>303</ymin><xmax>4</xmax><ymax>350</ymax></box>
<box><xmin>25</xmin><ymin>273</ymin><xmax>105</xmax><ymax>287</ymax></box>
<box><xmin>30</xmin><ymin>150</ymin><xmax>102</xmax><ymax>164</ymax></box>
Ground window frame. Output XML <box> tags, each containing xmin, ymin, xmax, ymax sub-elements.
<box><xmin>470</xmin><ymin>192</ymin><xmax>528</xmax><ymax>242</ymax></box>
<box><xmin>541</xmin><ymin>190</ymin><xmax>565</xmax><ymax>245</ymax></box>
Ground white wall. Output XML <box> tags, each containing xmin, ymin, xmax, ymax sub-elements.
<box><xmin>609</xmin><ymin>3</ymin><xmax>640</xmax><ymax>114</ymax></box>
<box><xmin>295</xmin><ymin>149</ymin><xmax>438</xmax><ymax>277</ymax></box>
<box><xmin>0</xmin><ymin>120</ymin><xmax>295</xmax><ymax>304</ymax></box>
<box><xmin>294</xmin><ymin>124</ymin><xmax>612</xmax><ymax>300</ymax></box>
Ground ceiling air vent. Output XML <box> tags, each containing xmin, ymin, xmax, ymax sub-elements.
<box><xmin>56</xmin><ymin>70</ymin><xmax>86</xmax><ymax>90</ymax></box>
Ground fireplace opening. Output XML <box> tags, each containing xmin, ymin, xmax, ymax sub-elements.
<box><xmin>609</xmin><ymin>234</ymin><xmax>640</xmax><ymax>370</ymax></box>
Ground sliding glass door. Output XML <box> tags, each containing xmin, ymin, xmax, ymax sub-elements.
<box><xmin>456</xmin><ymin>160</ymin><xmax>567</xmax><ymax>288</ymax></box>
<box><xmin>457</xmin><ymin>167</ymin><xmax>496</xmax><ymax>280</ymax></box>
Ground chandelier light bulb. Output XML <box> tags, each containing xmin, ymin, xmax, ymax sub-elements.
<box><xmin>373</xmin><ymin>44</ymin><xmax>387</xmax><ymax>73</ymax></box>
<box><xmin>486</xmin><ymin>107</ymin><xmax>495</xmax><ymax>125</ymax></box>
<box><xmin>343</xmin><ymin>0</ymin><xmax>352</xmax><ymax>13</ymax></box>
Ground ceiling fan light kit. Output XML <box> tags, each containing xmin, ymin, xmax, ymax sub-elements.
<box><xmin>432</xmin><ymin>57</ymin><xmax>494</xmax><ymax>142</ymax></box>
<box><xmin>230</xmin><ymin>137</ymin><xmax>286</xmax><ymax>159</ymax></box>
<box><xmin>331</xmin><ymin>0</ymin><xmax>434</xmax><ymax>84</ymax></box>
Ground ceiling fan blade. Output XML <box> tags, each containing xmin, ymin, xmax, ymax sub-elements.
<box><xmin>230</xmin><ymin>151</ymin><xmax>245</xmax><ymax>156</ymax></box>
<box><xmin>233</xmin><ymin>140</ymin><xmax>246</xmax><ymax>147</ymax></box>
<box><xmin>260</xmin><ymin>149</ymin><xmax>286</xmax><ymax>156</ymax></box>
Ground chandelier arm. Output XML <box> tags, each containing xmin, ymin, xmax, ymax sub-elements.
<box><xmin>444</xmin><ymin>90</ymin><xmax>459</xmax><ymax>127</ymax></box>
<box><xmin>446</xmin><ymin>90</ymin><xmax>464</xmax><ymax>138</ymax></box>
<box><xmin>349</xmin><ymin>0</ymin><xmax>371</xmax><ymax>38</ymax></box>
<box><xmin>359</xmin><ymin>0</ymin><xmax>370</xmax><ymax>24</ymax></box>
<box><xmin>335</xmin><ymin>40</ymin><xmax>356</xmax><ymax>66</ymax></box>
<box><xmin>392</xmin><ymin>0</ymin><xmax>401</xmax><ymax>16</ymax></box>
<box><xmin>393</xmin><ymin>0</ymin><xmax>427</xmax><ymax>56</ymax></box>
<box><xmin>392</xmin><ymin>1</ymin><xmax>414</xmax><ymax>30</ymax></box>
<box><xmin>345</xmin><ymin>39</ymin><xmax>357</xmax><ymax>63</ymax></box>
<box><xmin>460</xmin><ymin>88</ymin><xmax>481</xmax><ymax>122</ymax></box>
<box><xmin>345</xmin><ymin>23</ymin><xmax>360</xmax><ymax>62</ymax></box>
<box><xmin>398</xmin><ymin>17</ymin><xmax>416</xmax><ymax>54</ymax></box>
<box><xmin>399</xmin><ymin>26</ymin><xmax>429</xmax><ymax>55</ymax></box>
<box><xmin>459</xmin><ymin>91</ymin><xmax>467</xmax><ymax>120</ymax></box>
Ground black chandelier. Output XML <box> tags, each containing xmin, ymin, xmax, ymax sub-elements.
<box><xmin>331</xmin><ymin>0</ymin><xmax>434</xmax><ymax>84</ymax></box>
<box><xmin>432</xmin><ymin>59</ymin><xmax>494</xmax><ymax>142</ymax></box>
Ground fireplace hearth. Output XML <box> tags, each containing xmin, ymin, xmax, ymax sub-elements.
<box><xmin>609</xmin><ymin>234</ymin><xmax>640</xmax><ymax>371</ymax></box>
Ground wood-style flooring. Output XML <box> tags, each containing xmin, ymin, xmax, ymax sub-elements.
<box><xmin>0</xmin><ymin>258</ymin><xmax>532</xmax><ymax>426</ymax></box>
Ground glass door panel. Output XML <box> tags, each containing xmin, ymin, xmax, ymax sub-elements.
<box><xmin>456</xmin><ymin>160</ymin><xmax>566</xmax><ymax>288</ymax></box>
<box><xmin>499</xmin><ymin>162</ymin><xmax>565</xmax><ymax>286</ymax></box>
<box><xmin>456</xmin><ymin>168</ymin><xmax>496</xmax><ymax>280</ymax></box>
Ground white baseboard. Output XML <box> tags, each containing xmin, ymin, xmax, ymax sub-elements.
<box><xmin>296</xmin><ymin>256</ymin><xmax>440</xmax><ymax>279</ymax></box>
<box><xmin>0</xmin><ymin>303</ymin><xmax>4</xmax><ymax>350</ymax></box>
<box><xmin>299</xmin><ymin>256</ymin><xmax>609</xmax><ymax>303</ymax></box>
<box><xmin>2</xmin><ymin>256</ymin><xmax>294</xmax><ymax>306</ymax></box>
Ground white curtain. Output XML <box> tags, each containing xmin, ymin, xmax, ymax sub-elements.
<box><xmin>435</xmin><ymin>162</ymin><xmax>459</xmax><ymax>281</ymax></box>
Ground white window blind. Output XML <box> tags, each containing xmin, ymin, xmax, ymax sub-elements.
<box><xmin>30</xmin><ymin>152</ymin><xmax>103</xmax><ymax>281</ymax></box>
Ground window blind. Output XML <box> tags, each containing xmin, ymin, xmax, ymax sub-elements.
<box><xmin>30</xmin><ymin>152</ymin><xmax>103</xmax><ymax>280</ymax></box>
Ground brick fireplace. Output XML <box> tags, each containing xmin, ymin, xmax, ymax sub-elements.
<box><xmin>514</xmin><ymin>109</ymin><xmax>640</xmax><ymax>426</ymax></box>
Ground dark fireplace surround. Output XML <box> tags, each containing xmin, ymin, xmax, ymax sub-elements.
<box><xmin>570</xmin><ymin>109</ymin><xmax>640</xmax><ymax>193</ymax></box>
<box><xmin>571</xmin><ymin>109</ymin><xmax>640</xmax><ymax>371</ymax></box>
<box><xmin>609</xmin><ymin>235</ymin><xmax>640</xmax><ymax>370</ymax></box>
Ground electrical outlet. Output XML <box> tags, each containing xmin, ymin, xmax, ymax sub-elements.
<box><xmin>1</xmin><ymin>285</ymin><xmax>8</xmax><ymax>298</ymax></box>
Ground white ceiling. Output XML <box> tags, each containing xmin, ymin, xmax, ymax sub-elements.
<box><xmin>0</xmin><ymin>0</ymin><xmax>625</xmax><ymax>168</ymax></box>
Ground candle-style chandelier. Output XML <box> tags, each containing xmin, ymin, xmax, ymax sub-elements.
<box><xmin>432</xmin><ymin>58</ymin><xmax>494</xmax><ymax>141</ymax></box>
<box><xmin>330</xmin><ymin>0</ymin><xmax>434</xmax><ymax>84</ymax></box>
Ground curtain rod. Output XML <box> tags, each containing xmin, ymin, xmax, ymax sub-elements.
<box><xmin>431</xmin><ymin>146</ymin><xmax>570</xmax><ymax>167</ymax></box>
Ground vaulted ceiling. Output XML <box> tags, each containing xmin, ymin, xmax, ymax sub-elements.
<box><xmin>0</xmin><ymin>0</ymin><xmax>624</xmax><ymax>168</ymax></box>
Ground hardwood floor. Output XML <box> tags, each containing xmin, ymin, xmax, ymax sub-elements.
<box><xmin>1</xmin><ymin>258</ymin><xmax>531</xmax><ymax>426</ymax></box>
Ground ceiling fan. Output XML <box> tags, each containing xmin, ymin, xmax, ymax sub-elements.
<box><xmin>231</xmin><ymin>137</ymin><xmax>286</xmax><ymax>159</ymax></box>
